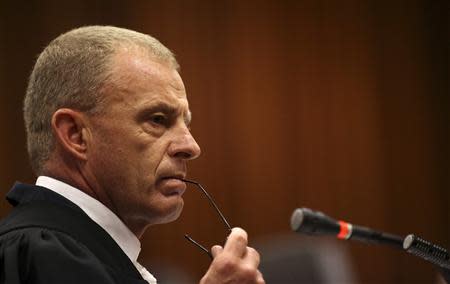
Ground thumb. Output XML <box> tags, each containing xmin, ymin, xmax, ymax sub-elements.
<box><xmin>211</xmin><ymin>245</ymin><xmax>223</xmax><ymax>258</ymax></box>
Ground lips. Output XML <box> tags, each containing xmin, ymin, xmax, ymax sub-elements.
<box><xmin>158</xmin><ymin>175</ymin><xmax>187</xmax><ymax>196</ymax></box>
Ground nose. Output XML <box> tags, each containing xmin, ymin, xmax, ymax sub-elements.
<box><xmin>168</xmin><ymin>125</ymin><xmax>201</xmax><ymax>160</ymax></box>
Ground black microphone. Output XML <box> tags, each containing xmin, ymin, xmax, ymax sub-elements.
<box><xmin>290</xmin><ymin>207</ymin><xmax>404</xmax><ymax>248</ymax></box>
<box><xmin>290</xmin><ymin>207</ymin><xmax>450</xmax><ymax>278</ymax></box>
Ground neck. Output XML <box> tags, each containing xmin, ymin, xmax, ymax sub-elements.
<box><xmin>41</xmin><ymin>163</ymin><xmax>98</xmax><ymax>199</ymax></box>
<box><xmin>42</xmin><ymin>158</ymin><xmax>150</xmax><ymax>239</ymax></box>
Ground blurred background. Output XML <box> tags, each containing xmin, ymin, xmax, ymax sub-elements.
<box><xmin>0</xmin><ymin>0</ymin><xmax>448</xmax><ymax>283</ymax></box>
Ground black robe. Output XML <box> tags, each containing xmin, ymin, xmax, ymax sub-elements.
<box><xmin>0</xmin><ymin>183</ymin><xmax>148</xmax><ymax>284</ymax></box>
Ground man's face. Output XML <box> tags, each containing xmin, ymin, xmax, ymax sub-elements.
<box><xmin>86</xmin><ymin>49</ymin><xmax>201</xmax><ymax>235</ymax></box>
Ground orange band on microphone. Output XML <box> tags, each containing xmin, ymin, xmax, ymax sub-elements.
<box><xmin>337</xmin><ymin>221</ymin><xmax>351</xmax><ymax>239</ymax></box>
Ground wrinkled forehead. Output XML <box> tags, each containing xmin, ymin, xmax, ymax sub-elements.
<box><xmin>109</xmin><ymin>48</ymin><xmax>186</xmax><ymax>95</ymax></box>
<box><xmin>96</xmin><ymin>49</ymin><xmax>192</xmax><ymax>124</ymax></box>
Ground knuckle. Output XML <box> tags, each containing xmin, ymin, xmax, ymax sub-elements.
<box><xmin>248</xmin><ymin>247</ymin><xmax>260</xmax><ymax>258</ymax></box>
<box><xmin>247</xmin><ymin>246</ymin><xmax>255</xmax><ymax>253</ymax></box>
<box><xmin>240</xmin><ymin>265</ymin><xmax>258</xmax><ymax>279</ymax></box>
<box><xmin>216</xmin><ymin>256</ymin><xmax>238</xmax><ymax>273</ymax></box>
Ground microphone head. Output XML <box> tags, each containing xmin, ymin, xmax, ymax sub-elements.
<box><xmin>290</xmin><ymin>207</ymin><xmax>340</xmax><ymax>236</ymax></box>
<box><xmin>403</xmin><ymin>234</ymin><xmax>450</xmax><ymax>270</ymax></box>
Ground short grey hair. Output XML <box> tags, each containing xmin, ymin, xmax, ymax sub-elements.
<box><xmin>24</xmin><ymin>26</ymin><xmax>179</xmax><ymax>174</ymax></box>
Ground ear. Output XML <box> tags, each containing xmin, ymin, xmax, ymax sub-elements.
<box><xmin>51</xmin><ymin>108</ymin><xmax>90</xmax><ymax>161</ymax></box>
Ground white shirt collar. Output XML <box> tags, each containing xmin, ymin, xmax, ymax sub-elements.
<box><xmin>35</xmin><ymin>176</ymin><xmax>141</xmax><ymax>262</ymax></box>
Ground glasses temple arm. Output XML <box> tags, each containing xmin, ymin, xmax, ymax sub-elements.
<box><xmin>182</xmin><ymin>179</ymin><xmax>232</xmax><ymax>231</ymax></box>
<box><xmin>184</xmin><ymin>234</ymin><xmax>213</xmax><ymax>259</ymax></box>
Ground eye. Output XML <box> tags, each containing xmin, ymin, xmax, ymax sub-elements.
<box><xmin>150</xmin><ymin>113</ymin><xmax>167</xmax><ymax>125</ymax></box>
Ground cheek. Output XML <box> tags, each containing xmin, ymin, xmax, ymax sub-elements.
<box><xmin>137</xmin><ymin>137</ymin><xmax>168</xmax><ymax>167</ymax></box>
<box><xmin>90</xmin><ymin>145</ymin><xmax>126</xmax><ymax>182</ymax></box>
<box><xmin>91</xmin><ymin>125</ymin><xmax>169</xmax><ymax>182</ymax></box>
<box><xmin>89</xmin><ymin>129</ymin><xmax>132</xmax><ymax>177</ymax></box>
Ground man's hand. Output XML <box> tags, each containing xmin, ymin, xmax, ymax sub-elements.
<box><xmin>200</xmin><ymin>227</ymin><xmax>265</xmax><ymax>284</ymax></box>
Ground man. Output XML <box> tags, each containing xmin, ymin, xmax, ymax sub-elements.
<box><xmin>0</xmin><ymin>26</ymin><xmax>264</xmax><ymax>284</ymax></box>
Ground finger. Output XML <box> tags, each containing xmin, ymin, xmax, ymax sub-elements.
<box><xmin>256</xmin><ymin>270</ymin><xmax>265</xmax><ymax>284</ymax></box>
<box><xmin>224</xmin><ymin>227</ymin><xmax>248</xmax><ymax>257</ymax></box>
<box><xmin>211</xmin><ymin>245</ymin><xmax>223</xmax><ymax>258</ymax></box>
<box><xmin>244</xmin><ymin>247</ymin><xmax>261</xmax><ymax>267</ymax></box>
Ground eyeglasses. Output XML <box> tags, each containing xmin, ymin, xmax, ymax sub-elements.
<box><xmin>182</xmin><ymin>179</ymin><xmax>232</xmax><ymax>259</ymax></box>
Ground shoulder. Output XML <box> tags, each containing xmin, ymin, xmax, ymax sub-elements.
<box><xmin>0</xmin><ymin>197</ymin><xmax>145</xmax><ymax>283</ymax></box>
<box><xmin>0</xmin><ymin>226</ymin><xmax>116</xmax><ymax>283</ymax></box>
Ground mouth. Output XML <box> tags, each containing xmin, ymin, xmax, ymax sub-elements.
<box><xmin>158</xmin><ymin>174</ymin><xmax>187</xmax><ymax>196</ymax></box>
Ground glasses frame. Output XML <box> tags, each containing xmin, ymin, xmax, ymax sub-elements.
<box><xmin>182</xmin><ymin>179</ymin><xmax>232</xmax><ymax>259</ymax></box>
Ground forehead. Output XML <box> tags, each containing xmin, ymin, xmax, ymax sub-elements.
<box><xmin>104</xmin><ymin>49</ymin><xmax>188</xmax><ymax>108</ymax></box>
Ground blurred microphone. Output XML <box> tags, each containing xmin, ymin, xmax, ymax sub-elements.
<box><xmin>290</xmin><ymin>207</ymin><xmax>403</xmax><ymax>248</ymax></box>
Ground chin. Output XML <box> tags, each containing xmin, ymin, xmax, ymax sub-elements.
<box><xmin>153</xmin><ymin>201</ymin><xmax>184</xmax><ymax>225</ymax></box>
